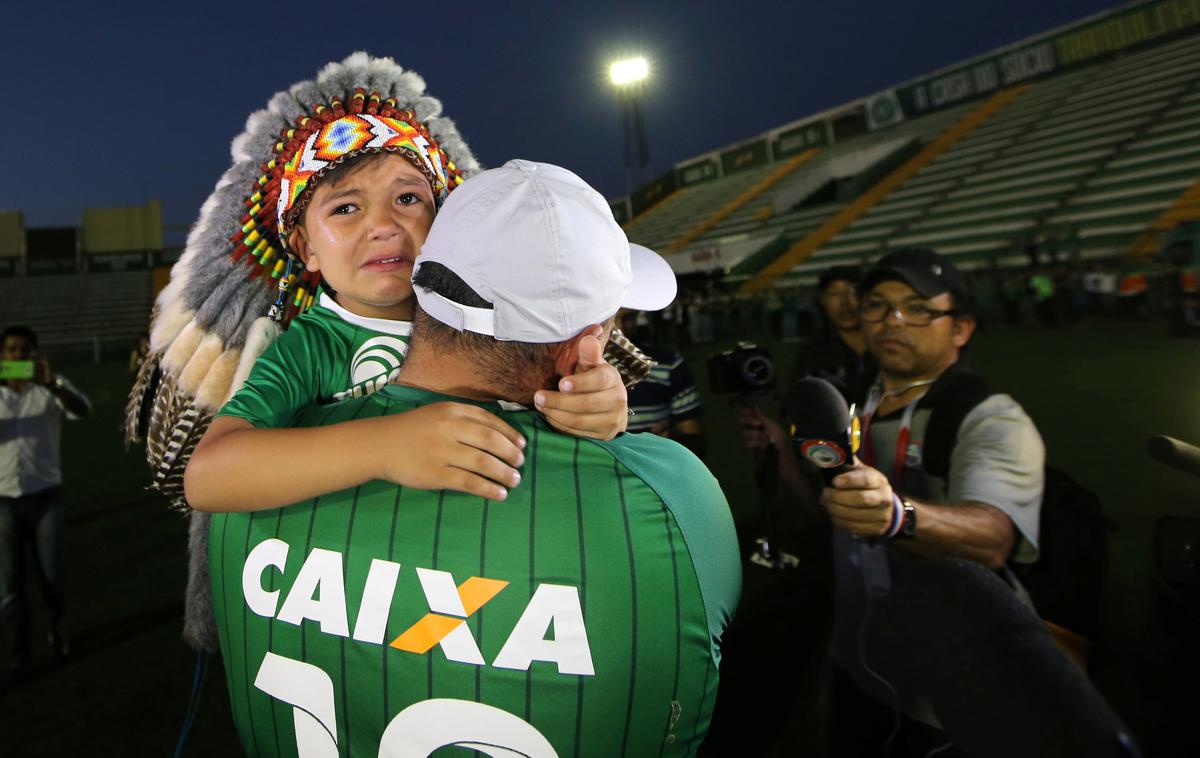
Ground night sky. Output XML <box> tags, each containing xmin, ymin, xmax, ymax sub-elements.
<box><xmin>2</xmin><ymin>0</ymin><xmax>1118</xmax><ymax>234</ymax></box>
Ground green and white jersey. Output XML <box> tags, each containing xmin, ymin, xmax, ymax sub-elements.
<box><xmin>218</xmin><ymin>292</ymin><xmax>411</xmax><ymax>429</ymax></box>
<box><xmin>210</xmin><ymin>385</ymin><xmax>741</xmax><ymax>758</ymax></box>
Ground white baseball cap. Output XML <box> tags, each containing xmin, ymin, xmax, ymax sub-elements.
<box><xmin>412</xmin><ymin>159</ymin><xmax>677</xmax><ymax>343</ymax></box>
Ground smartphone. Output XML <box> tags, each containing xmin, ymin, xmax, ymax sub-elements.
<box><xmin>0</xmin><ymin>360</ymin><xmax>35</xmax><ymax>380</ymax></box>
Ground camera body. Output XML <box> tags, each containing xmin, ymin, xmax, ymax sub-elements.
<box><xmin>707</xmin><ymin>342</ymin><xmax>776</xmax><ymax>396</ymax></box>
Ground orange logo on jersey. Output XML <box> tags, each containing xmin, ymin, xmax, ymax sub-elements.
<box><xmin>391</xmin><ymin>575</ymin><xmax>509</xmax><ymax>654</ymax></box>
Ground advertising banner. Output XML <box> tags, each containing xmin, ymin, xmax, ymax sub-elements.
<box><xmin>774</xmin><ymin>120</ymin><xmax>831</xmax><ymax>157</ymax></box>
<box><xmin>893</xmin><ymin>0</ymin><xmax>1200</xmax><ymax>118</ymax></box>
<box><xmin>677</xmin><ymin>157</ymin><xmax>719</xmax><ymax>187</ymax></box>
<box><xmin>1055</xmin><ymin>0</ymin><xmax>1200</xmax><ymax>67</ymax></box>
<box><xmin>897</xmin><ymin>40</ymin><xmax>1056</xmax><ymax>116</ymax></box>
<box><xmin>866</xmin><ymin>89</ymin><xmax>906</xmax><ymax>131</ymax></box>
<box><xmin>720</xmin><ymin>138</ymin><xmax>769</xmax><ymax>176</ymax></box>
<box><xmin>630</xmin><ymin>171</ymin><xmax>678</xmax><ymax>216</ymax></box>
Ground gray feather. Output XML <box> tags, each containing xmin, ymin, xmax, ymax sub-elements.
<box><xmin>183</xmin><ymin>511</ymin><xmax>220</xmax><ymax>652</ymax></box>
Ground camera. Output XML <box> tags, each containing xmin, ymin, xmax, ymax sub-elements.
<box><xmin>707</xmin><ymin>342</ymin><xmax>775</xmax><ymax>395</ymax></box>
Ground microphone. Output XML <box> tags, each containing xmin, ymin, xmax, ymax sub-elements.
<box><xmin>783</xmin><ymin>377</ymin><xmax>859</xmax><ymax>483</ymax></box>
<box><xmin>1146</xmin><ymin>435</ymin><xmax>1200</xmax><ymax>480</ymax></box>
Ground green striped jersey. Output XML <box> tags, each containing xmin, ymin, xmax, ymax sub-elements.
<box><xmin>218</xmin><ymin>293</ymin><xmax>411</xmax><ymax>429</ymax></box>
<box><xmin>209</xmin><ymin>384</ymin><xmax>741</xmax><ymax>758</ymax></box>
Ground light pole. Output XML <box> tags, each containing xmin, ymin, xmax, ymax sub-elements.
<box><xmin>610</xmin><ymin>57</ymin><xmax>651</xmax><ymax>194</ymax></box>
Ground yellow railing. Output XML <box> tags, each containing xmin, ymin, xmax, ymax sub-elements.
<box><xmin>621</xmin><ymin>188</ymin><xmax>683</xmax><ymax>236</ymax></box>
<box><xmin>1130</xmin><ymin>176</ymin><xmax>1200</xmax><ymax>257</ymax></box>
<box><xmin>665</xmin><ymin>150</ymin><xmax>818</xmax><ymax>255</ymax></box>
<box><xmin>741</xmin><ymin>85</ymin><xmax>1031</xmax><ymax>294</ymax></box>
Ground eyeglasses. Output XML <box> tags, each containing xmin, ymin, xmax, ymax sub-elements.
<box><xmin>859</xmin><ymin>297</ymin><xmax>957</xmax><ymax>326</ymax></box>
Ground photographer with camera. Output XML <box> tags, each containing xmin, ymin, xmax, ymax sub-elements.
<box><xmin>736</xmin><ymin>265</ymin><xmax>875</xmax><ymax>504</ymax></box>
<box><xmin>0</xmin><ymin>326</ymin><xmax>90</xmax><ymax>684</ymax></box>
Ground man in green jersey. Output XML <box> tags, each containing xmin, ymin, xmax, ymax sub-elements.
<box><xmin>209</xmin><ymin>160</ymin><xmax>741</xmax><ymax>757</ymax></box>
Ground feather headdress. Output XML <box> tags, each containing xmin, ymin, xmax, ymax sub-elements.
<box><xmin>125</xmin><ymin>53</ymin><xmax>480</xmax><ymax>505</ymax></box>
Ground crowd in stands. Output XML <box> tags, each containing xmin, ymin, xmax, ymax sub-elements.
<box><xmin>631</xmin><ymin>250</ymin><xmax>1197</xmax><ymax>353</ymax></box>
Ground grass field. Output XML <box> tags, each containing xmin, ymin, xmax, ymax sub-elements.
<box><xmin>1</xmin><ymin>316</ymin><xmax>1197</xmax><ymax>755</ymax></box>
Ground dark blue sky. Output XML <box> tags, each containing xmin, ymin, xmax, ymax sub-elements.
<box><xmin>1</xmin><ymin>0</ymin><xmax>1118</xmax><ymax>232</ymax></box>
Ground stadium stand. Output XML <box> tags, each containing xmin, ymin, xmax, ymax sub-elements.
<box><xmin>0</xmin><ymin>270</ymin><xmax>153</xmax><ymax>356</ymax></box>
<box><xmin>616</xmin><ymin>15</ymin><xmax>1200</xmax><ymax>293</ymax></box>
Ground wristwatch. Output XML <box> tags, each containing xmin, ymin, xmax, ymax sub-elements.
<box><xmin>897</xmin><ymin>497</ymin><xmax>918</xmax><ymax>538</ymax></box>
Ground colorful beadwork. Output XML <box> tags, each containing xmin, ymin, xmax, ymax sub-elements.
<box><xmin>277</xmin><ymin>113</ymin><xmax>451</xmax><ymax>237</ymax></box>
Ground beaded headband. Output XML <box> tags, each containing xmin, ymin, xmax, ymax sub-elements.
<box><xmin>277</xmin><ymin>110</ymin><xmax>460</xmax><ymax>238</ymax></box>
<box><xmin>231</xmin><ymin>89</ymin><xmax>467</xmax><ymax>323</ymax></box>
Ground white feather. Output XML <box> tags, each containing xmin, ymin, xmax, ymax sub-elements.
<box><xmin>229</xmin><ymin>317</ymin><xmax>281</xmax><ymax>399</ymax></box>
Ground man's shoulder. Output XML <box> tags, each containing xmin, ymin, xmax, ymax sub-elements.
<box><xmin>596</xmin><ymin>432</ymin><xmax>730</xmax><ymax>531</ymax></box>
<box><xmin>957</xmin><ymin>393</ymin><xmax>1040</xmax><ymax>443</ymax></box>
<box><xmin>602</xmin><ymin>430</ymin><xmax>712</xmax><ymax>482</ymax></box>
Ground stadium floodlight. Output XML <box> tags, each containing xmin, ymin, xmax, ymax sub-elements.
<box><xmin>610</xmin><ymin>57</ymin><xmax>649</xmax><ymax>87</ymax></box>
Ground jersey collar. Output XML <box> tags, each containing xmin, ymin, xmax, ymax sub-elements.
<box><xmin>375</xmin><ymin>383</ymin><xmax>533</xmax><ymax>415</ymax></box>
<box><xmin>318</xmin><ymin>292</ymin><xmax>413</xmax><ymax>337</ymax></box>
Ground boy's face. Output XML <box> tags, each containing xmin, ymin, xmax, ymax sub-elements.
<box><xmin>290</xmin><ymin>154</ymin><xmax>435</xmax><ymax>320</ymax></box>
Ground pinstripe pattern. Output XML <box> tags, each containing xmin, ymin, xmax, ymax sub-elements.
<box><xmin>572</xmin><ymin>439</ymin><xmax>586</xmax><ymax>758</ymax></box>
<box><xmin>210</xmin><ymin>385</ymin><xmax>737</xmax><ymax>757</ymax></box>
<box><xmin>616</xmin><ymin>460</ymin><xmax>638</xmax><ymax>757</ymax></box>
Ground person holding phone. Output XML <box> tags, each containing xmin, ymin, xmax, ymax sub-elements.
<box><xmin>0</xmin><ymin>325</ymin><xmax>90</xmax><ymax>684</ymax></box>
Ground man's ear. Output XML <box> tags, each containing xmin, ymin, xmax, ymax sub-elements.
<box><xmin>289</xmin><ymin>227</ymin><xmax>319</xmax><ymax>273</ymax></box>
<box><xmin>952</xmin><ymin>314</ymin><xmax>977</xmax><ymax>348</ymax></box>
<box><xmin>553</xmin><ymin>324</ymin><xmax>605</xmax><ymax>378</ymax></box>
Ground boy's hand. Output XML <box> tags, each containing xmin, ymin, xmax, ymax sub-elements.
<box><xmin>535</xmin><ymin>334</ymin><xmax>628</xmax><ymax>441</ymax></box>
<box><xmin>379</xmin><ymin>402</ymin><xmax>527</xmax><ymax>501</ymax></box>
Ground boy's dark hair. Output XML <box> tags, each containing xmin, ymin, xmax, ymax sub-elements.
<box><xmin>2</xmin><ymin>325</ymin><xmax>38</xmax><ymax>347</ymax></box>
<box><xmin>411</xmin><ymin>262</ymin><xmax>558</xmax><ymax>388</ymax></box>
<box><xmin>295</xmin><ymin>150</ymin><xmax>428</xmax><ymax>228</ymax></box>
<box><xmin>320</xmin><ymin>151</ymin><xmax>395</xmax><ymax>191</ymax></box>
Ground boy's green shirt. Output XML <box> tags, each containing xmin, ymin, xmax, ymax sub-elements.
<box><xmin>218</xmin><ymin>292</ymin><xmax>412</xmax><ymax>428</ymax></box>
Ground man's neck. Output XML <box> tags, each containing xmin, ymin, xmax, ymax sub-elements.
<box><xmin>876</xmin><ymin>356</ymin><xmax>958</xmax><ymax>411</ymax></box>
<box><xmin>398</xmin><ymin>346</ymin><xmax>536</xmax><ymax>405</ymax></box>
<box><xmin>837</xmin><ymin>327</ymin><xmax>866</xmax><ymax>356</ymax></box>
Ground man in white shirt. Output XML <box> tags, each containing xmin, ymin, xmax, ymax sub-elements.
<box><xmin>0</xmin><ymin>326</ymin><xmax>90</xmax><ymax>680</ymax></box>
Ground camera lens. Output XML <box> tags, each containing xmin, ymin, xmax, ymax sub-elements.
<box><xmin>739</xmin><ymin>355</ymin><xmax>775</xmax><ymax>388</ymax></box>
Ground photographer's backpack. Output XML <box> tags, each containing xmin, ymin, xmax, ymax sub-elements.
<box><xmin>921</xmin><ymin>371</ymin><xmax>1110</xmax><ymax>667</ymax></box>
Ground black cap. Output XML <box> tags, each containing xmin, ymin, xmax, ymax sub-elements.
<box><xmin>817</xmin><ymin>265</ymin><xmax>862</xmax><ymax>291</ymax></box>
<box><xmin>860</xmin><ymin>247</ymin><xmax>974</xmax><ymax>312</ymax></box>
